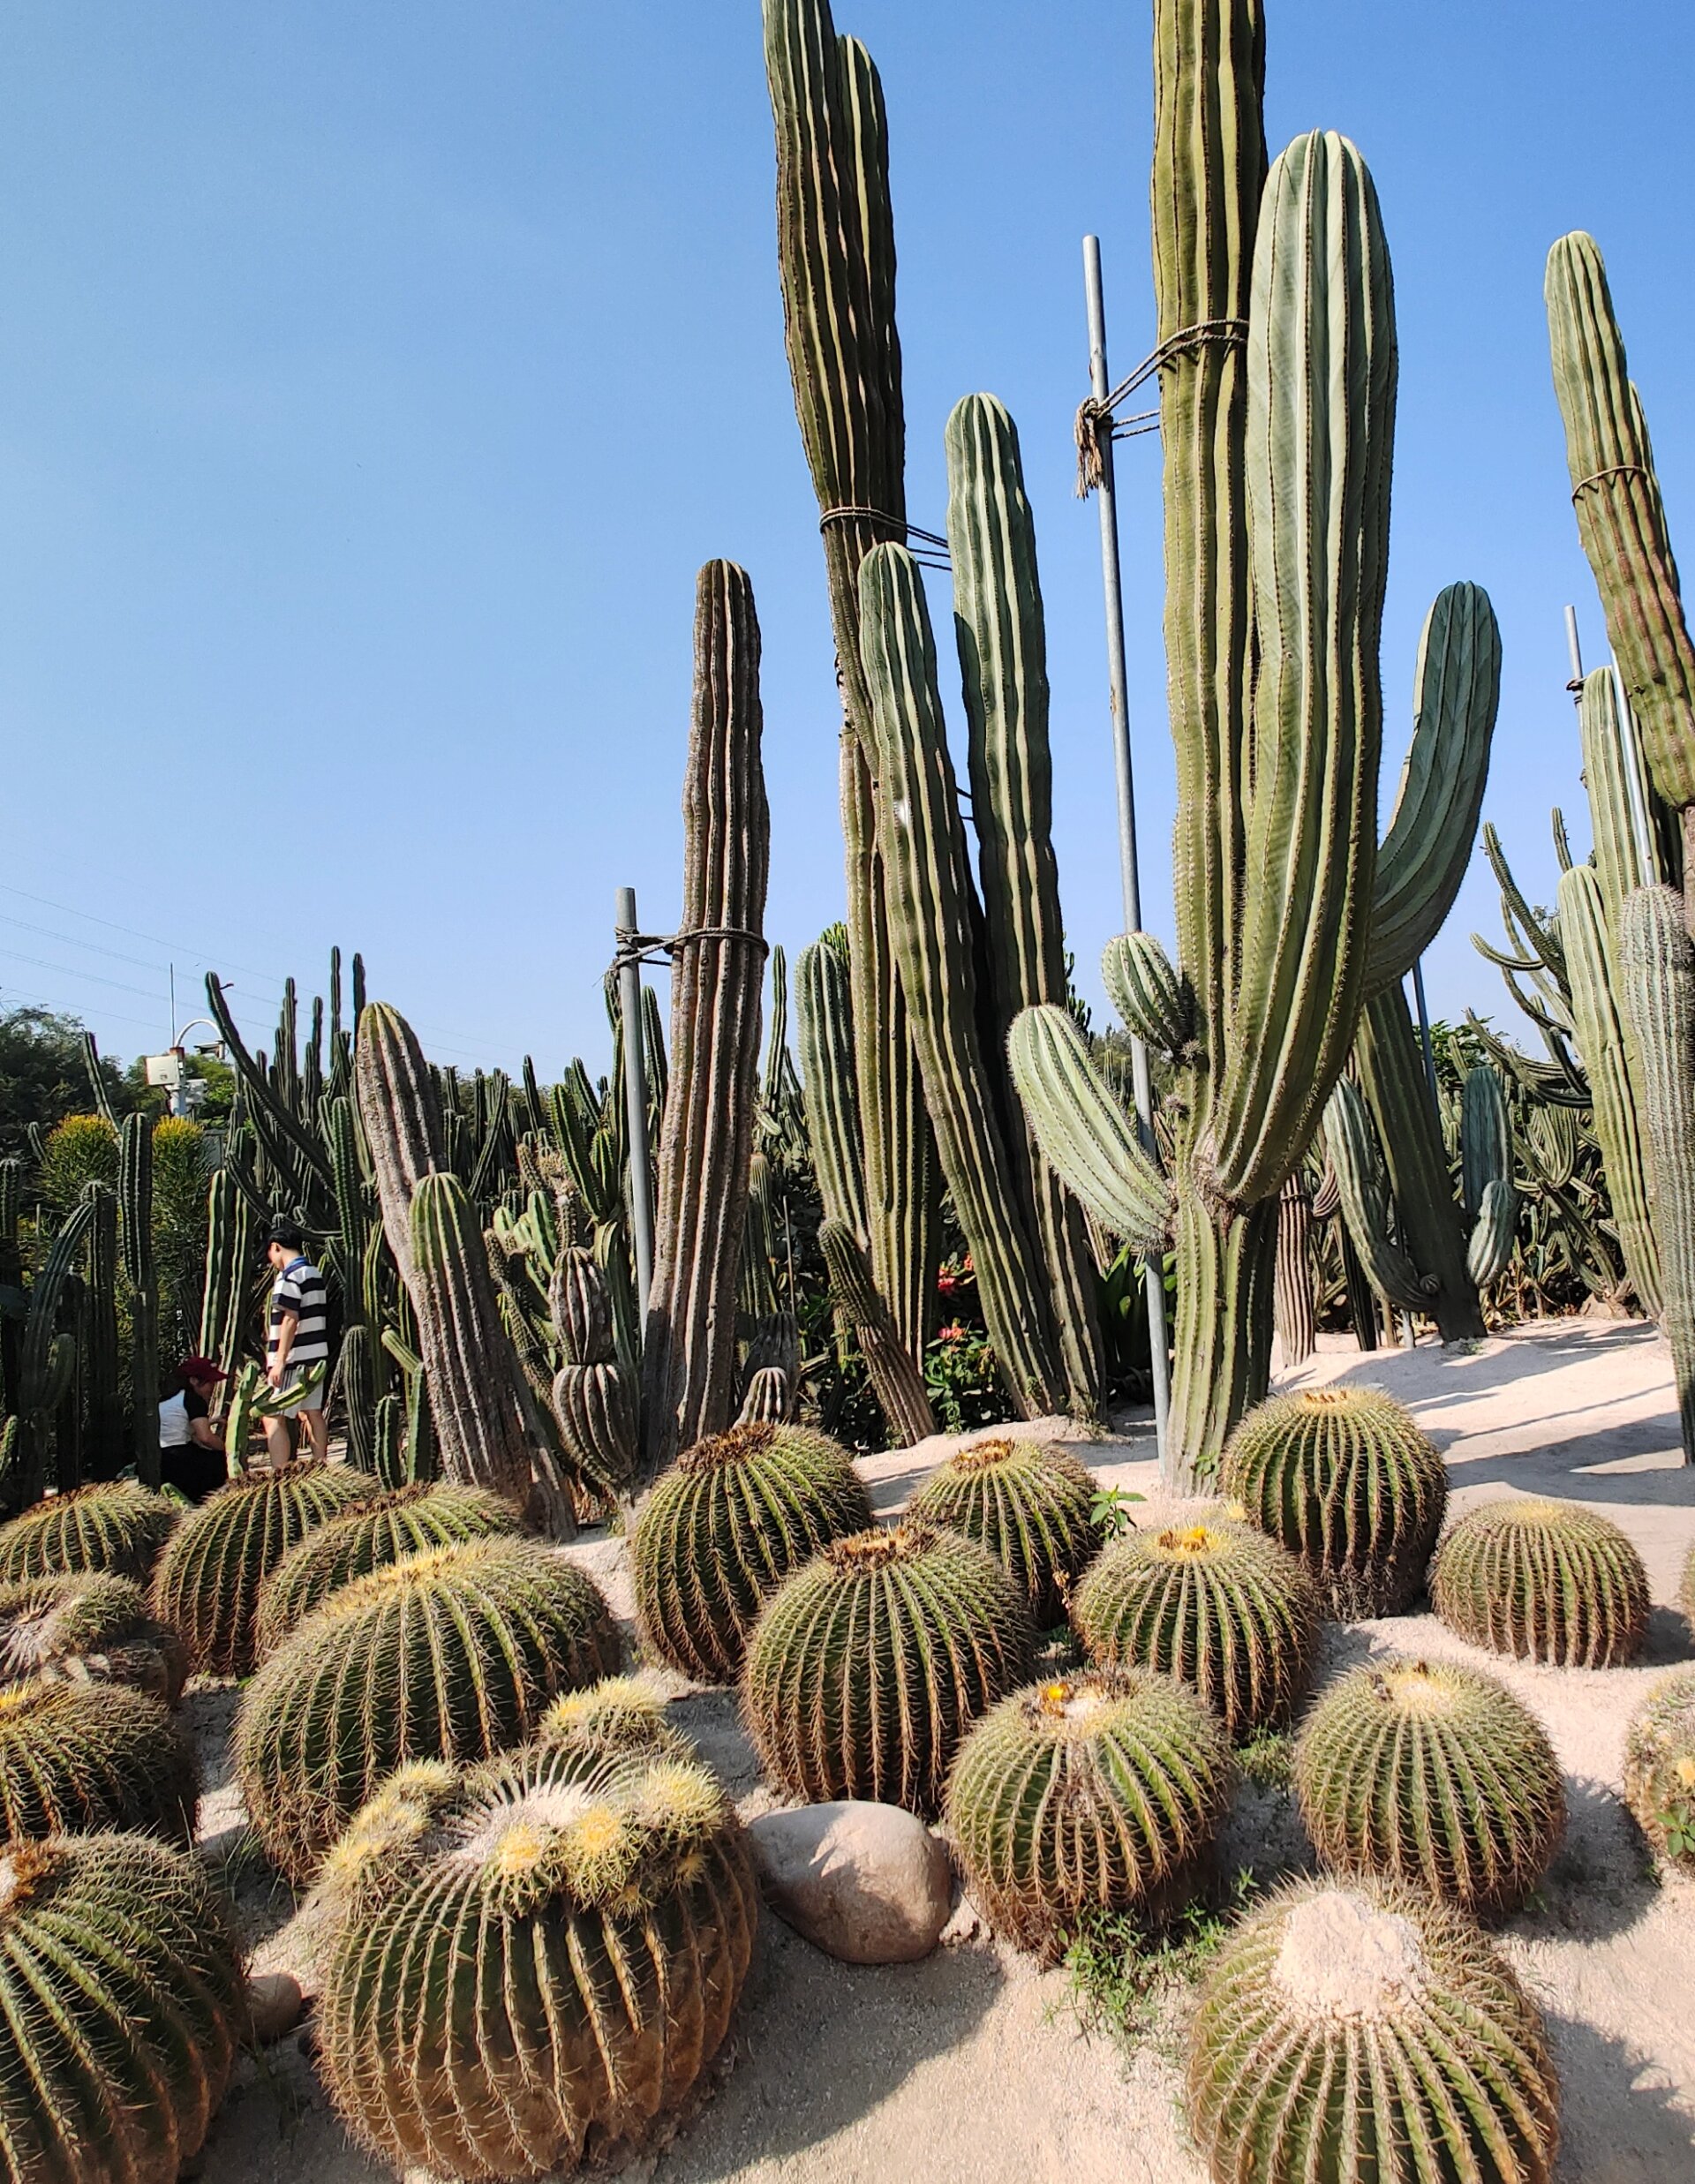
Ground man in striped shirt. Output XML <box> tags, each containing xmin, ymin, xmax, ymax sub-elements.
<box><xmin>264</xmin><ymin>1220</ymin><xmax>331</xmax><ymax>1465</ymax></box>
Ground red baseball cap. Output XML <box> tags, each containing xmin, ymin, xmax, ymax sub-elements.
<box><xmin>178</xmin><ymin>1356</ymin><xmax>227</xmax><ymax>1383</ymax></box>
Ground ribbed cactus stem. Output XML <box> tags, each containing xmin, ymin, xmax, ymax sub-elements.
<box><xmin>817</xmin><ymin>1219</ymin><xmax>934</xmax><ymax>1447</ymax></box>
<box><xmin>354</xmin><ymin>1001</ymin><xmax>445</xmax><ymax>1292</ymax></box>
<box><xmin>119</xmin><ymin>1112</ymin><xmax>160</xmax><ymax>1489</ymax></box>
<box><xmin>1273</xmin><ymin>1175</ymin><xmax>1316</xmax><ymax>1369</ymax></box>
<box><xmin>643</xmin><ymin>561</ymin><xmax>771</xmax><ymax>1474</ymax></box>
<box><xmin>1578</xmin><ymin>666</ymin><xmax>1661</xmax><ymax>923</ymax></box>
<box><xmin>858</xmin><ymin>541</ymin><xmax>1066</xmax><ymax>1418</ymax></box>
<box><xmin>1617</xmin><ymin>885</ymin><xmax>1695</xmax><ymax>1458</ymax></box>
<box><xmin>795</xmin><ymin>936</ymin><xmax>869</xmax><ymax>1243</ymax></box>
<box><xmin>1322</xmin><ymin>1075</ymin><xmax>1439</xmax><ymax>1316</ymax></box>
<box><xmin>1006</xmin><ymin>1007</ymin><xmax>1171</xmax><ymax>1254</ymax></box>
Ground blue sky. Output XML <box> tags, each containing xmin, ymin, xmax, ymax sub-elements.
<box><xmin>0</xmin><ymin>2</ymin><xmax>1690</xmax><ymax>1081</ymax></box>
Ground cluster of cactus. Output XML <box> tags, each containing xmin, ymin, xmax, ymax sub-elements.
<box><xmin>1622</xmin><ymin>1668</ymin><xmax>1695</xmax><ymax>1871</ymax></box>
<box><xmin>1187</xmin><ymin>1875</ymin><xmax>1560</xmax><ymax>2183</ymax></box>
<box><xmin>236</xmin><ymin>1535</ymin><xmax>619</xmax><ymax>1879</ymax></box>
<box><xmin>149</xmin><ymin>1459</ymin><xmax>369</xmax><ymax>1677</ymax></box>
<box><xmin>0</xmin><ymin>1478</ymin><xmax>178</xmax><ymax>1583</ymax></box>
<box><xmin>548</xmin><ymin>1244</ymin><xmax>638</xmax><ymax>1498</ymax></box>
<box><xmin>539</xmin><ymin>1675</ymin><xmax>695</xmax><ymax>1768</ymax></box>
<box><xmin>908</xmin><ymin>1435</ymin><xmax>1101</xmax><ymax>1625</ymax></box>
<box><xmin>254</xmin><ymin>1480</ymin><xmax>524</xmax><ymax>1654</ymax></box>
<box><xmin>0</xmin><ymin>1679</ymin><xmax>197</xmax><ymax>1843</ymax></box>
<box><xmin>1431</xmin><ymin>1497</ymin><xmax>1648</xmax><ymax>1667</ymax></box>
<box><xmin>0</xmin><ymin>1832</ymin><xmax>245</xmax><ymax>2184</ymax></box>
<box><xmin>0</xmin><ymin>1570</ymin><xmax>186</xmax><ymax>1703</ymax></box>
<box><xmin>312</xmin><ymin>1737</ymin><xmax>757</xmax><ymax>2178</ymax></box>
<box><xmin>1293</xmin><ymin>1656</ymin><xmax>1564</xmax><ymax>1914</ymax></box>
<box><xmin>1070</xmin><ymin>1514</ymin><xmax>1318</xmax><ymax>1738</ymax></box>
<box><xmin>944</xmin><ymin>1668</ymin><xmax>1232</xmax><ymax>1954</ymax></box>
<box><xmin>643</xmin><ymin>561</ymin><xmax>773</xmax><ymax>1473</ymax></box>
<box><xmin>742</xmin><ymin>1521</ymin><xmax>1033</xmax><ymax>1814</ymax></box>
<box><xmin>1220</xmin><ymin>1386</ymin><xmax>1448</xmax><ymax>1615</ymax></box>
<box><xmin>633</xmin><ymin>1420</ymin><xmax>871</xmax><ymax>1683</ymax></box>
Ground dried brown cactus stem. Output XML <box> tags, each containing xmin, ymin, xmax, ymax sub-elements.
<box><xmin>643</xmin><ymin>562</ymin><xmax>772</xmax><ymax>1477</ymax></box>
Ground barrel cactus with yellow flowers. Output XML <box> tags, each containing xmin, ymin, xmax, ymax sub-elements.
<box><xmin>0</xmin><ymin>1479</ymin><xmax>178</xmax><ymax>1585</ymax></box>
<box><xmin>742</xmin><ymin>1522</ymin><xmax>1034</xmax><ymax>1815</ymax></box>
<box><xmin>236</xmin><ymin>1536</ymin><xmax>619</xmax><ymax>1880</ymax></box>
<box><xmin>1623</xmin><ymin>1668</ymin><xmax>1695</xmax><ymax>1871</ymax></box>
<box><xmin>538</xmin><ymin>1676</ymin><xmax>694</xmax><ymax>1768</ymax></box>
<box><xmin>0</xmin><ymin>1679</ymin><xmax>198</xmax><ymax>1843</ymax></box>
<box><xmin>1431</xmin><ymin>1498</ymin><xmax>1649</xmax><ymax>1667</ymax></box>
<box><xmin>313</xmin><ymin>1739</ymin><xmax>758</xmax><ymax>2179</ymax></box>
<box><xmin>150</xmin><ymin>1460</ymin><xmax>369</xmax><ymax>1678</ymax></box>
<box><xmin>1293</xmin><ymin>1656</ymin><xmax>1564</xmax><ymax>1914</ymax></box>
<box><xmin>632</xmin><ymin>1420</ymin><xmax>872</xmax><ymax>1683</ymax></box>
<box><xmin>944</xmin><ymin>1668</ymin><xmax>1232</xmax><ymax>1954</ymax></box>
<box><xmin>0</xmin><ymin>1831</ymin><xmax>246</xmax><ymax>2184</ymax></box>
<box><xmin>1186</xmin><ymin>1875</ymin><xmax>1560</xmax><ymax>2183</ymax></box>
<box><xmin>1220</xmin><ymin>1385</ymin><xmax>1448</xmax><ymax>1615</ymax></box>
<box><xmin>255</xmin><ymin>1480</ymin><xmax>524</xmax><ymax>1655</ymax></box>
<box><xmin>908</xmin><ymin>1435</ymin><xmax>1101</xmax><ymax>1624</ymax></box>
<box><xmin>0</xmin><ymin>1570</ymin><xmax>187</xmax><ymax>1704</ymax></box>
<box><xmin>1070</xmin><ymin>1514</ymin><xmax>1319</xmax><ymax>1737</ymax></box>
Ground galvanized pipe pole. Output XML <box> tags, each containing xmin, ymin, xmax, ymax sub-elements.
<box><xmin>615</xmin><ymin>885</ymin><xmax>656</xmax><ymax>1319</ymax></box>
<box><xmin>1083</xmin><ymin>234</ymin><xmax>1171</xmax><ymax>1469</ymax></box>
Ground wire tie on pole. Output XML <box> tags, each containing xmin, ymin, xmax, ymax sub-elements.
<box><xmin>1571</xmin><ymin>463</ymin><xmax>1650</xmax><ymax>500</ymax></box>
<box><xmin>1074</xmin><ymin>318</ymin><xmax>1250</xmax><ymax>495</ymax></box>
<box><xmin>817</xmin><ymin>505</ymin><xmax>951</xmax><ymax>563</ymax></box>
<box><xmin>609</xmin><ymin>925</ymin><xmax>770</xmax><ymax>980</ymax></box>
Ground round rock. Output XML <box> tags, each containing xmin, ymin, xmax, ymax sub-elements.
<box><xmin>748</xmin><ymin>1800</ymin><xmax>953</xmax><ymax>1964</ymax></box>
<box><xmin>246</xmin><ymin>1969</ymin><xmax>306</xmax><ymax>2045</ymax></box>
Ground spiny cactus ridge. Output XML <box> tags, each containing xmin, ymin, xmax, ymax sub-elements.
<box><xmin>1293</xmin><ymin>1656</ymin><xmax>1564</xmax><ymax>1914</ymax></box>
<box><xmin>236</xmin><ymin>1535</ymin><xmax>620</xmax><ymax>1879</ymax></box>
<box><xmin>1220</xmin><ymin>1386</ymin><xmax>1449</xmax><ymax>1615</ymax></box>
<box><xmin>1622</xmin><ymin>1668</ymin><xmax>1695</xmax><ymax>1873</ymax></box>
<box><xmin>313</xmin><ymin>1739</ymin><xmax>758</xmax><ymax>2178</ymax></box>
<box><xmin>0</xmin><ymin>1832</ymin><xmax>246</xmax><ymax>2184</ymax></box>
<box><xmin>255</xmin><ymin>1481</ymin><xmax>524</xmax><ymax>1655</ymax></box>
<box><xmin>539</xmin><ymin>1676</ymin><xmax>695</xmax><ymax>1768</ymax></box>
<box><xmin>633</xmin><ymin>1420</ymin><xmax>873</xmax><ymax>1683</ymax></box>
<box><xmin>149</xmin><ymin>1461</ymin><xmax>370</xmax><ymax>1678</ymax></box>
<box><xmin>0</xmin><ymin>1480</ymin><xmax>179</xmax><ymax>1585</ymax></box>
<box><xmin>1431</xmin><ymin>1498</ymin><xmax>1648</xmax><ymax>1668</ymax></box>
<box><xmin>0</xmin><ymin>1570</ymin><xmax>187</xmax><ymax>1705</ymax></box>
<box><xmin>908</xmin><ymin>1436</ymin><xmax>1101</xmax><ymax>1626</ymax></box>
<box><xmin>742</xmin><ymin>1522</ymin><xmax>1035</xmax><ymax>1815</ymax></box>
<box><xmin>0</xmin><ymin>1678</ymin><xmax>198</xmax><ymax>1843</ymax></box>
<box><xmin>1070</xmin><ymin>1515</ymin><xmax>1319</xmax><ymax>1737</ymax></box>
<box><xmin>1186</xmin><ymin>1876</ymin><xmax>1560</xmax><ymax>2183</ymax></box>
<box><xmin>944</xmin><ymin>1668</ymin><xmax>1232</xmax><ymax>1954</ymax></box>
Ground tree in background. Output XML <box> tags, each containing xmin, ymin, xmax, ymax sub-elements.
<box><xmin>0</xmin><ymin>1008</ymin><xmax>129</xmax><ymax>1154</ymax></box>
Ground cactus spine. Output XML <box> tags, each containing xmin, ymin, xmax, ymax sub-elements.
<box><xmin>643</xmin><ymin>562</ymin><xmax>772</xmax><ymax>1473</ymax></box>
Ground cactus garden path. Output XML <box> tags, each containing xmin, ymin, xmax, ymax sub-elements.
<box><xmin>194</xmin><ymin>1317</ymin><xmax>1694</xmax><ymax>2182</ymax></box>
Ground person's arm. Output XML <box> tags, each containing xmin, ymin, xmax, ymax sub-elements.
<box><xmin>190</xmin><ymin>1416</ymin><xmax>225</xmax><ymax>1450</ymax></box>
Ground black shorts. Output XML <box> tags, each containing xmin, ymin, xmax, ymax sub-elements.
<box><xmin>161</xmin><ymin>1444</ymin><xmax>228</xmax><ymax>1504</ymax></box>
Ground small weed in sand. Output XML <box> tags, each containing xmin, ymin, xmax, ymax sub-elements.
<box><xmin>1236</xmin><ymin>1728</ymin><xmax>1293</xmax><ymax>1789</ymax></box>
<box><xmin>1058</xmin><ymin>1870</ymin><xmax>1256</xmax><ymax>2056</ymax></box>
<box><xmin>1089</xmin><ymin>1485</ymin><xmax>1146</xmax><ymax>1540</ymax></box>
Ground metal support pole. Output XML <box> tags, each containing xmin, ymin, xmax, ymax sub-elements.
<box><xmin>1084</xmin><ymin>234</ymin><xmax>1171</xmax><ymax>1469</ymax></box>
<box><xmin>615</xmin><ymin>885</ymin><xmax>656</xmax><ymax>1322</ymax></box>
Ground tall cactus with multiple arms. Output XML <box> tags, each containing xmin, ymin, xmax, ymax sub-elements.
<box><xmin>120</xmin><ymin>1112</ymin><xmax>160</xmax><ymax>1488</ymax></box>
<box><xmin>1017</xmin><ymin>24</ymin><xmax>1399</xmax><ymax>1473</ymax></box>
<box><xmin>643</xmin><ymin>561</ymin><xmax>771</xmax><ymax>1473</ymax></box>
<box><xmin>762</xmin><ymin>0</ymin><xmax>935</xmax><ymax>1382</ymax></box>
<box><xmin>1618</xmin><ymin>887</ymin><xmax>1695</xmax><ymax>1457</ymax></box>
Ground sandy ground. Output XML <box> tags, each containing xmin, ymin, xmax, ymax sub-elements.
<box><xmin>192</xmin><ymin>1319</ymin><xmax>1695</xmax><ymax>2184</ymax></box>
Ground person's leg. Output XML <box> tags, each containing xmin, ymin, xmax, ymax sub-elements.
<box><xmin>264</xmin><ymin>1413</ymin><xmax>293</xmax><ymax>1468</ymax></box>
<box><xmin>300</xmin><ymin>1400</ymin><xmax>328</xmax><ymax>1461</ymax></box>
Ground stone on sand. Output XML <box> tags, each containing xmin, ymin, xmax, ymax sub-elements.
<box><xmin>749</xmin><ymin>1800</ymin><xmax>953</xmax><ymax>1963</ymax></box>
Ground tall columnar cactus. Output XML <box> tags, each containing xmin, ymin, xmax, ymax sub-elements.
<box><xmin>546</xmin><ymin>1245</ymin><xmax>638</xmax><ymax>1495</ymax></box>
<box><xmin>313</xmin><ymin>1742</ymin><xmax>757</xmax><ymax>2179</ymax></box>
<box><xmin>0</xmin><ymin>1832</ymin><xmax>245</xmax><ymax>2184</ymax></box>
<box><xmin>1016</xmin><ymin>27</ymin><xmax>1401</xmax><ymax>1472</ymax></box>
<box><xmin>859</xmin><ymin>542</ymin><xmax>1067</xmax><ymax>1417</ymax></box>
<box><xmin>149</xmin><ymin>1460</ymin><xmax>368</xmax><ymax>1678</ymax></box>
<box><xmin>1617</xmin><ymin>886</ymin><xmax>1695</xmax><ymax>1457</ymax></box>
<box><xmin>119</xmin><ymin>1111</ymin><xmax>160</xmax><ymax>1489</ymax></box>
<box><xmin>1431</xmin><ymin>1498</ymin><xmax>1649</xmax><ymax>1667</ymax></box>
<box><xmin>198</xmin><ymin>1166</ymin><xmax>256</xmax><ymax>1376</ymax></box>
<box><xmin>1293</xmin><ymin>1657</ymin><xmax>1564</xmax><ymax>1915</ymax></box>
<box><xmin>254</xmin><ymin>1482</ymin><xmax>524</xmax><ymax>1655</ymax></box>
<box><xmin>945</xmin><ymin>1669</ymin><xmax>1232</xmax><ymax>1955</ymax></box>
<box><xmin>763</xmin><ymin>0</ymin><xmax>936</xmax><ymax>1385</ymax></box>
<box><xmin>742</xmin><ymin>1522</ymin><xmax>1034</xmax><ymax>1815</ymax></box>
<box><xmin>907</xmin><ymin>1436</ymin><xmax>1101</xmax><ymax>1627</ymax></box>
<box><xmin>1070</xmin><ymin>1515</ymin><xmax>1319</xmax><ymax>1738</ymax></box>
<box><xmin>11</xmin><ymin>1194</ymin><xmax>94</xmax><ymax>1506</ymax></box>
<box><xmin>0</xmin><ymin>1679</ymin><xmax>198</xmax><ymax>1843</ymax></box>
<box><xmin>0</xmin><ymin>1571</ymin><xmax>187</xmax><ymax>1705</ymax></box>
<box><xmin>945</xmin><ymin>393</ymin><xmax>1104</xmax><ymax>1413</ymax></box>
<box><xmin>1186</xmin><ymin>1877</ymin><xmax>1561</xmax><ymax>2183</ymax></box>
<box><xmin>644</xmin><ymin>562</ymin><xmax>772</xmax><ymax>1473</ymax></box>
<box><xmin>0</xmin><ymin>1479</ymin><xmax>177</xmax><ymax>1584</ymax></box>
<box><xmin>236</xmin><ymin>1536</ymin><xmax>619</xmax><ymax>1880</ymax></box>
<box><xmin>1220</xmin><ymin>1386</ymin><xmax>1447</xmax><ymax>1617</ymax></box>
<box><xmin>82</xmin><ymin>1180</ymin><xmax>124</xmax><ymax>1473</ymax></box>
<box><xmin>632</xmin><ymin>1420</ymin><xmax>871</xmax><ymax>1683</ymax></box>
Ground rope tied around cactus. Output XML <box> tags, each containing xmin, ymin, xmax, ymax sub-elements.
<box><xmin>817</xmin><ymin>505</ymin><xmax>951</xmax><ymax>571</ymax></box>
<box><xmin>611</xmin><ymin>925</ymin><xmax>770</xmax><ymax>975</ymax></box>
<box><xmin>1074</xmin><ymin>318</ymin><xmax>1251</xmax><ymax>496</ymax></box>
<box><xmin>1571</xmin><ymin>462</ymin><xmax>1652</xmax><ymax>501</ymax></box>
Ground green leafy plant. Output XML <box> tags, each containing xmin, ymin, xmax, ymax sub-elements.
<box><xmin>1060</xmin><ymin>1869</ymin><xmax>1258</xmax><ymax>2056</ymax></box>
<box><xmin>1089</xmin><ymin>1484</ymin><xmax>1146</xmax><ymax>1540</ymax></box>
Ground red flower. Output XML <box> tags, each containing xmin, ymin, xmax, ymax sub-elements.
<box><xmin>936</xmin><ymin>1323</ymin><xmax>966</xmax><ymax>1345</ymax></box>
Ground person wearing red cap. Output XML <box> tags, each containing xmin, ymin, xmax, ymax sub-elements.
<box><xmin>159</xmin><ymin>1357</ymin><xmax>229</xmax><ymax>1502</ymax></box>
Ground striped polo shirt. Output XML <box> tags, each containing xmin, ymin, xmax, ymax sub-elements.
<box><xmin>267</xmin><ymin>1254</ymin><xmax>329</xmax><ymax>1370</ymax></box>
